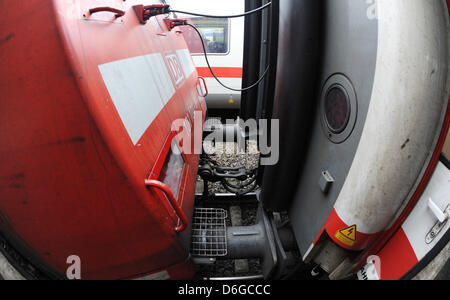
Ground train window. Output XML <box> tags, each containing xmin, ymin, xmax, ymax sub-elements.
<box><xmin>183</xmin><ymin>18</ymin><xmax>230</xmax><ymax>55</ymax></box>
<box><xmin>158</xmin><ymin>140</ymin><xmax>185</xmax><ymax>199</ymax></box>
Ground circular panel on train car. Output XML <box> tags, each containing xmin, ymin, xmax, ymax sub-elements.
<box><xmin>321</xmin><ymin>74</ymin><xmax>358</xmax><ymax>144</ymax></box>
<box><xmin>324</xmin><ymin>85</ymin><xmax>351</xmax><ymax>134</ymax></box>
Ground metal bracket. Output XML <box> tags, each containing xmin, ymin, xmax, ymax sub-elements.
<box><xmin>428</xmin><ymin>198</ymin><xmax>449</xmax><ymax>223</ymax></box>
<box><xmin>426</xmin><ymin>203</ymin><xmax>450</xmax><ymax>244</ymax></box>
<box><xmin>133</xmin><ymin>4</ymin><xmax>170</xmax><ymax>24</ymax></box>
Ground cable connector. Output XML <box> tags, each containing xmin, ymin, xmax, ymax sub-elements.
<box><xmin>164</xmin><ymin>18</ymin><xmax>188</xmax><ymax>31</ymax></box>
<box><xmin>133</xmin><ymin>4</ymin><xmax>170</xmax><ymax>24</ymax></box>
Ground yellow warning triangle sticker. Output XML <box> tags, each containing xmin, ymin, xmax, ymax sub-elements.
<box><xmin>339</xmin><ymin>225</ymin><xmax>357</xmax><ymax>241</ymax></box>
<box><xmin>335</xmin><ymin>225</ymin><xmax>357</xmax><ymax>247</ymax></box>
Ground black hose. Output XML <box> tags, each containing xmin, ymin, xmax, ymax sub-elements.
<box><xmin>186</xmin><ymin>23</ymin><xmax>270</xmax><ymax>92</ymax></box>
<box><xmin>221</xmin><ymin>176</ymin><xmax>258</xmax><ymax>195</ymax></box>
<box><xmin>170</xmin><ymin>2</ymin><xmax>271</xmax><ymax>19</ymax></box>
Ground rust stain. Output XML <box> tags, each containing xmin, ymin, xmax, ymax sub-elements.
<box><xmin>401</xmin><ymin>138</ymin><xmax>410</xmax><ymax>150</ymax></box>
<box><xmin>1</xmin><ymin>33</ymin><xmax>15</xmax><ymax>45</ymax></box>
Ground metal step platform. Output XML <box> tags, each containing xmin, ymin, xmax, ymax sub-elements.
<box><xmin>191</xmin><ymin>208</ymin><xmax>228</xmax><ymax>257</ymax></box>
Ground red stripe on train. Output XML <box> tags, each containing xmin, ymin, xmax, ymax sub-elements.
<box><xmin>377</xmin><ymin>228</ymin><xmax>418</xmax><ymax>280</ymax></box>
<box><xmin>324</xmin><ymin>208</ymin><xmax>378</xmax><ymax>251</ymax></box>
<box><xmin>196</xmin><ymin>67</ymin><xmax>243</xmax><ymax>79</ymax></box>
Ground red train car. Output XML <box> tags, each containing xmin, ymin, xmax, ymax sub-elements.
<box><xmin>0</xmin><ymin>0</ymin><xmax>206</xmax><ymax>279</ymax></box>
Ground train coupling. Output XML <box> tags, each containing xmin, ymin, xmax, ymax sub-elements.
<box><xmin>190</xmin><ymin>200</ymin><xmax>297</xmax><ymax>279</ymax></box>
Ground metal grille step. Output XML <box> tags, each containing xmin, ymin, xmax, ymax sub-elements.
<box><xmin>191</xmin><ymin>208</ymin><xmax>227</xmax><ymax>257</ymax></box>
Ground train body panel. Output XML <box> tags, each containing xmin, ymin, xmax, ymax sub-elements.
<box><xmin>358</xmin><ymin>160</ymin><xmax>450</xmax><ymax>280</ymax></box>
<box><xmin>262</xmin><ymin>0</ymin><xmax>450</xmax><ymax>275</ymax></box>
<box><xmin>328</xmin><ymin>0</ymin><xmax>450</xmax><ymax>249</ymax></box>
<box><xmin>264</xmin><ymin>0</ymin><xmax>379</xmax><ymax>254</ymax></box>
<box><xmin>0</xmin><ymin>0</ymin><xmax>205</xmax><ymax>279</ymax></box>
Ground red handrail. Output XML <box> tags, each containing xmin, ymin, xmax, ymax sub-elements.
<box><xmin>89</xmin><ymin>7</ymin><xmax>125</xmax><ymax>18</ymax></box>
<box><xmin>145</xmin><ymin>179</ymin><xmax>188</xmax><ymax>232</ymax></box>
<box><xmin>197</xmin><ymin>76</ymin><xmax>208</xmax><ymax>97</ymax></box>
